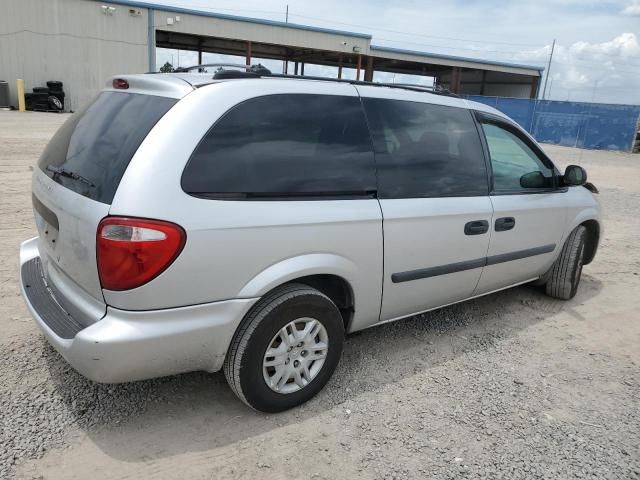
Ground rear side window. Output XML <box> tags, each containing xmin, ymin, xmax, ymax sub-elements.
<box><xmin>38</xmin><ymin>92</ymin><xmax>177</xmax><ymax>204</ymax></box>
<box><xmin>363</xmin><ymin>98</ymin><xmax>488</xmax><ymax>198</ymax></box>
<box><xmin>182</xmin><ymin>94</ymin><xmax>376</xmax><ymax>198</ymax></box>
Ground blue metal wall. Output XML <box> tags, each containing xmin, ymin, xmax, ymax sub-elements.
<box><xmin>466</xmin><ymin>96</ymin><xmax>640</xmax><ymax>152</ymax></box>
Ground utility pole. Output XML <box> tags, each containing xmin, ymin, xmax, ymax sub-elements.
<box><xmin>283</xmin><ymin>6</ymin><xmax>289</xmax><ymax>74</ymax></box>
<box><xmin>541</xmin><ymin>39</ymin><xmax>555</xmax><ymax>100</ymax></box>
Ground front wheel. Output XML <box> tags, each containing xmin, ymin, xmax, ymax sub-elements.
<box><xmin>544</xmin><ymin>225</ymin><xmax>587</xmax><ymax>300</ymax></box>
<box><xmin>223</xmin><ymin>283</ymin><xmax>344</xmax><ymax>412</ymax></box>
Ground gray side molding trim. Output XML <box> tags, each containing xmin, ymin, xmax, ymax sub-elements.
<box><xmin>392</xmin><ymin>244</ymin><xmax>556</xmax><ymax>283</ymax></box>
<box><xmin>391</xmin><ymin>258</ymin><xmax>486</xmax><ymax>283</ymax></box>
<box><xmin>485</xmin><ymin>244</ymin><xmax>556</xmax><ymax>266</ymax></box>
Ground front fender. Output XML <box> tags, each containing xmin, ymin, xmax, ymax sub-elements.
<box><xmin>567</xmin><ymin>206</ymin><xmax>601</xmax><ymax>234</ymax></box>
<box><xmin>560</xmin><ymin>187</ymin><xmax>603</xmax><ymax>263</ymax></box>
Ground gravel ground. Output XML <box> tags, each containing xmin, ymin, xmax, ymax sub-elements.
<box><xmin>1</xmin><ymin>111</ymin><xmax>639</xmax><ymax>479</ymax></box>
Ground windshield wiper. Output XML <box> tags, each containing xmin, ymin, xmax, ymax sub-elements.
<box><xmin>45</xmin><ymin>165</ymin><xmax>95</xmax><ymax>187</ymax></box>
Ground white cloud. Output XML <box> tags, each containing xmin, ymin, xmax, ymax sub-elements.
<box><xmin>512</xmin><ymin>33</ymin><xmax>640</xmax><ymax>102</ymax></box>
<box><xmin>569</xmin><ymin>32</ymin><xmax>640</xmax><ymax>57</ymax></box>
<box><xmin>622</xmin><ymin>0</ymin><xmax>640</xmax><ymax>15</ymax></box>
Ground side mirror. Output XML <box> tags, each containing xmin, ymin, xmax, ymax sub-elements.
<box><xmin>520</xmin><ymin>171</ymin><xmax>546</xmax><ymax>189</ymax></box>
<box><xmin>563</xmin><ymin>165</ymin><xmax>587</xmax><ymax>186</ymax></box>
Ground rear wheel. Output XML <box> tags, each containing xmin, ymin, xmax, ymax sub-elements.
<box><xmin>544</xmin><ymin>225</ymin><xmax>587</xmax><ymax>300</ymax></box>
<box><xmin>223</xmin><ymin>283</ymin><xmax>344</xmax><ymax>412</ymax></box>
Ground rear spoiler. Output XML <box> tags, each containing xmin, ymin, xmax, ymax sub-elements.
<box><xmin>105</xmin><ymin>75</ymin><xmax>194</xmax><ymax>99</ymax></box>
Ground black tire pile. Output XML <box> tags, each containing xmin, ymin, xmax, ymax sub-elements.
<box><xmin>25</xmin><ymin>81</ymin><xmax>65</xmax><ymax>112</ymax></box>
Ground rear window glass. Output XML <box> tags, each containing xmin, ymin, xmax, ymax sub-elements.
<box><xmin>38</xmin><ymin>92</ymin><xmax>176</xmax><ymax>204</ymax></box>
<box><xmin>182</xmin><ymin>94</ymin><xmax>376</xmax><ymax>198</ymax></box>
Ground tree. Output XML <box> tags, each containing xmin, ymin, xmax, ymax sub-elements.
<box><xmin>160</xmin><ymin>62</ymin><xmax>174</xmax><ymax>73</ymax></box>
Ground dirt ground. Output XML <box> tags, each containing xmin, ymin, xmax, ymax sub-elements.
<box><xmin>1</xmin><ymin>111</ymin><xmax>639</xmax><ymax>479</ymax></box>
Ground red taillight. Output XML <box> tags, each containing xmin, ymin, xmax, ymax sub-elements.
<box><xmin>97</xmin><ymin>217</ymin><xmax>186</xmax><ymax>291</ymax></box>
<box><xmin>112</xmin><ymin>78</ymin><xmax>129</xmax><ymax>89</ymax></box>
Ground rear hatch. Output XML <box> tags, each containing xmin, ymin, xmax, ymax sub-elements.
<box><xmin>32</xmin><ymin>89</ymin><xmax>178</xmax><ymax>321</ymax></box>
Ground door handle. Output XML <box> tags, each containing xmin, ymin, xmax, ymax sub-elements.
<box><xmin>495</xmin><ymin>217</ymin><xmax>516</xmax><ymax>232</ymax></box>
<box><xmin>464</xmin><ymin>220</ymin><xmax>489</xmax><ymax>235</ymax></box>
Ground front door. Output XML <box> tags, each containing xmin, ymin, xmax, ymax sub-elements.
<box><xmin>358</xmin><ymin>91</ymin><xmax>493</xmax><ymax>322</ymax></box>
<box><xmin>474</xmin><ymin>115</ymin><xmax>567</xmax><ymax>295</ymax></box>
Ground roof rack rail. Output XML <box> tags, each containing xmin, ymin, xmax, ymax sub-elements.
<box><xmin>390</xmin><ymin>83</ymin><xmax>456</xmax><ymax>96</ymax></box>
<box><xmin>173</xmin><ymin>63</ymin><xmax>272</xmax><ymax>76</ymax></box>
<box><xmin>167</xmin><ymin>63</ymin><xmax>457</xmax><ymax>97</ymax></box>
<box><xmin>269</xmin><ymin>74</ymin><xmax>457</xmax><ymax>97</ymax></box>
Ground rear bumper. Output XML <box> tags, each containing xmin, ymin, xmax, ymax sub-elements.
<box><xmin>19</xmin><ymin>237</ymin><xmax>258</xmax><ymax>383</ymax></box>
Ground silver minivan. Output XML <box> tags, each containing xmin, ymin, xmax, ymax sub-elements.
<box><xmin>19</xmin><ymin>67</ymin><xmax>601</xmax><ymax>412</ymax></box>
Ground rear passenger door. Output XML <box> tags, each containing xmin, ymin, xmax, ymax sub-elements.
<box><xmin>360</xmin><ymin>92</ymin><xmax>493</xmax><ymax>322</ymax></box>
<box><xmin>473</xmin><ymin>113</ymin><xmax>567</xmax><ymax>295</ymax></box>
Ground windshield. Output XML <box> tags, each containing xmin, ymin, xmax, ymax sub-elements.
<box><xmin>38</xmin><ymin>92</ymin><xmax>177</xmax><ymax>204</ymax></box>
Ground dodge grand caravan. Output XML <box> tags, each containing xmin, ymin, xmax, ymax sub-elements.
<box><xmin>19</xmin><ymin>67</ymin><xmax>601</xmax><ymax>412</ymax></box>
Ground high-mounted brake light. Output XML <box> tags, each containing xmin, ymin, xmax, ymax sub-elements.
<box><xmin>112</xmin><ymin>78</ymin><xmax>129</xmax><ymax>89</ymax></box>
<box><xmin>97</xmin><ymin>217</ymin><xmax>186</xmax><ymax>291</ymax></box>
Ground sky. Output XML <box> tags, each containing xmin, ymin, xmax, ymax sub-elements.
<box><xmin>154</xmin><ymin>0</ymin><xmax>640</xmax><ymax>104</ymax></box>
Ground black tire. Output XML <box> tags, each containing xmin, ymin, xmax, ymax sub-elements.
<box><xmin>544</xmin><ymin>225</ymin><xmax>587</xmax><ymax>300</ymax></box>
<box><xmin>223</xmin><ymin>283</ymin><xmax>344</xmax><ymax>412</ymax></box>
<box><xmin>48</xmin><ymin>96</ymin><xmax>63</xmax><ymax>111</ymax></box>
<box><xmin>46</xmin><ymin>80</ymin><xmax>63</xmax><ymax>91</ymax></box>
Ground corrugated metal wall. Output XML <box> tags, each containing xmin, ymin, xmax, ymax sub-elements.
<box><xmin>0</xmin><ymin>0</ymin><xmax>148</xmax><ymax>111</ymax></box>
<box><xmin>468</xmin><ymin>96</ymin><xmax>640</xmax><ymax>152</ymax></box>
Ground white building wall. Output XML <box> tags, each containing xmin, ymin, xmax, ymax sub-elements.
<box><xmin>0</xmin><ymin>0</ymin><xmax>148</xmax><ymax>110</ymax></box>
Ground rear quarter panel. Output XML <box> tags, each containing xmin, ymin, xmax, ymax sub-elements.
<box><xmin>107</xmin><ymin>79</ymin><xmax>383</xmax><ymax>331</ymax></box>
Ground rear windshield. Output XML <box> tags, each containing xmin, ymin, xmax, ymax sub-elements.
<box><xmin>38</xmin><ymin>92</ymin><xmax>177</xmax><ymax>204</ymax></box>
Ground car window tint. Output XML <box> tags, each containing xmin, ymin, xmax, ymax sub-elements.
<box><xmin>482</xmin><ymin>123</ymin><xmax>554</xmax><ymax>192</ymax></box>
<box><xmin>182</xmin><ymin>94</ymin><xmax>376</xmax><ymax>197</ymax></box>
<box><xmin>362</xmin><ymin>98</ymin><xmax>488</xmax><ymax>198</ymax></box>
<box><xmin>38</xmin><ymin>92</ymin><xmax>176</xmax><ymax>204</ymax></box>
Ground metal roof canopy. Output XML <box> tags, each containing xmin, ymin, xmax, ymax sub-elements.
<box><xmin>157</xmin><ymin>32</ymin><xmax>543</xmax><ymax>74</ymax></box>
<box><xmin>157</xmin><ymin>32</ymin><xmax>541</xmax><ymax>82</ymax></box>
<box><xmin>99</xmin><ymin>0</ymin><xmax>543</xmax><ymax>77</ymax></box>
<box><xmin>98</xmin><ymin>0</ymin><xmax>544</xmax><ymax>97</ymax></box>
<box><xmin>156</xmin><ymin>31</ymin><xmax>367</xmax><ymax>67</ymax></box>
<box><xmin>370</xmin><ymin>46</ymin><xmax>543</xmax><ymax>77</ymax></box>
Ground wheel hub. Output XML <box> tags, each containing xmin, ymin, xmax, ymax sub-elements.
<box><xmin>262</xmin><ymin>317</ymin><xmax>329</xmax><ymax>394</ymax></box>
